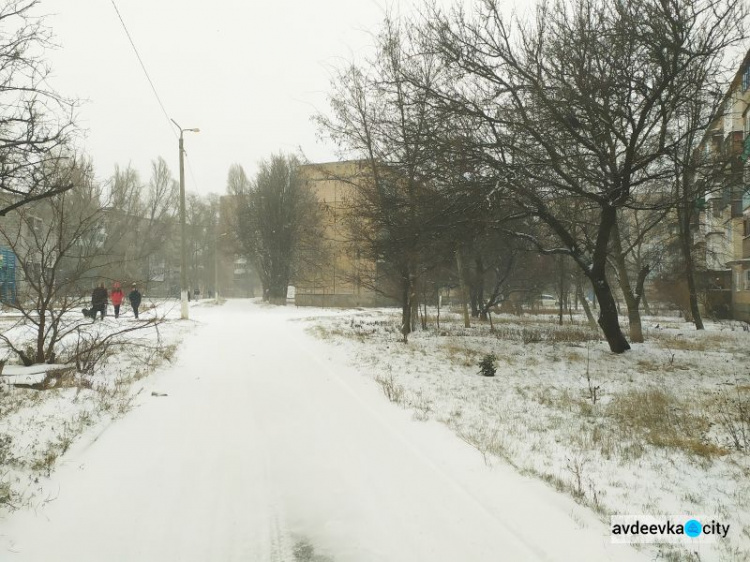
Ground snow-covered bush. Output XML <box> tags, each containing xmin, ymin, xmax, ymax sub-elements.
<box><xmin>478</xmin><ymin>353</ymin><xmax>497</xmax><ymax>377</ymax></box>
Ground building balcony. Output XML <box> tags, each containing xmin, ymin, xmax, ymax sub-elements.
<box><xmin>733</xmin><ymin>199</ymin><xmax>746</xmax><ymax>218</ymax></box>
<box><xmin>724</xmin><ymin>130</ymin><xmax>745</xmax><ymax>158</ymax></box>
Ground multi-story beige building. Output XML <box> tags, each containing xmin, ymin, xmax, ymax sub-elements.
<box><xmin>700</xmin><ymin>49</ymin><xmax>750</xmax><ymax>321</ymax></box>
<box><xmin>294</xmin><ymin>160</ymin><xmax>384</xmax><ymax>307</ymax></box>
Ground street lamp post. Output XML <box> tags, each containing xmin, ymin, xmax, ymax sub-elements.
<box><xmin>214</xmin><ymin>244</ymin><xmax>220</xmax><ymax>305</ymax></box>
<box><xmin>215</xmin><ymin>231</ymin><xmax>228</xmax><ymax>304</ymax></box>
<box><xmin>171</xmin><ymin>119</ymin><xmax>199</xmax><ymax>320</ymax></box>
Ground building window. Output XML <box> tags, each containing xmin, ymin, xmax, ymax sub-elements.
<box><xmin>25</xmin><ymin>215</ymin><xmax>43</xmax><ymax>238</ymax></box>
<box><xmin>745</xmin><ymin>269</ymin><xmax>750</xmax><ymax>290</ymax></box>
<box><xmin>744</xmin><ymin>66</ymin><xmax>750</xmax><ymax>91</ymax></box>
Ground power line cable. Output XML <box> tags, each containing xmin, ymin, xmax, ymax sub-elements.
<box><xmin>185</xmin><ymin>152</ymin><xmax>202</xmax><ymax>193</ymax></box>
<box><xmin>109</xmin><ymin>0</ymin><xmax>177</xmax><ymax>139</ymax></box>
<box><xmin>110</xmin><ymin>1</ymin><xmax>205</xmax><ymax>193</ymax></box>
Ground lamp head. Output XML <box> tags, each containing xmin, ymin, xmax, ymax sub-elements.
<box><xmin>170</xmin><ymin>119</ymin><xmax>199</xmax><ymax>134</ymax></box>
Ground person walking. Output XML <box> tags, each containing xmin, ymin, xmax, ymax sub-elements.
<box><xmin>128</xmin><ymin>283</ymin><xmax>142</xmax><ymax>319</ymax></box>
<box><xmin>91</xmin><ymin>282</ymin><xmax>108</xmax><ymax>320</ymax></box>
<box><xmin>111</xmin><ymin>282</ymin><xmax>124</xmax><ymax>319</ymax></box>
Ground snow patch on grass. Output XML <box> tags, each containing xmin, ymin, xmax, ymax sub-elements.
<box><xmin>307</xmin><ymin>308</ymin><xmax>750</xmax><ymax>562</ymax></box>
<box><xmin>0</xmin><ymin>300</ymin><xmax>193</xmax><ymax>512</ymax></box>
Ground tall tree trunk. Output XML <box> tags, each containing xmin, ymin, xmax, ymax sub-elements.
<box><xmin>455</xmin><ymin>249</ymin><xmax>471</xmax><ymax>328</ymax></box>
<box><xmin>410</xmin><ymin>277</ymin><xmax>419</xmax><ymax>333</ymax></box>
<box><xmin>436</xmin><ymin>290</ymin><xmax>441</xmax><ymax>331</ymax></box>
<box><xmin>36</xmin><ymin>308</ymin><xmax>46</xmax><ymax>364</ymax></box>
<box><xmin>589</xmin><ymin>273</ymin><xmax>631</xmax><ymax>353</ymax></box>
<box><xmin>611</xmin><ymin>223</ymin><xmax>644</xmax><ymax>343</ymax></box>
<box><xmin>633</xmin><ymin>250</ymin><xmax>652</xmax><ymax>316</ymax></box>
<box><xmin>677</xmin><ymin>203</ymin><xmax>704</xmax><ymax>330</ymax></box>
<box><xmin>472</xmin><ymin>257</ymin><xmax>485</xmax><ymax>318</ymax></box>
<box><xmin>558</xmin><ymin>256</ymin><xmax>566</xmax><ymax>326</ymax></box>
<box><xmin>641</xmin><ymin>288</ymin><xmax>652</xmax><ymax>315</ymax></box>
<box><xmin>587</xmin><ymin>206</ymin><xmax>630</xmax><ymax>353</ymax></box>
<box><xmin>470</xmin><ymin>288</ymin><xmax>480</xmax><ymax>318</ymax></box>
<box><xmin>400</xmin><ymin>273</ymin><xmax>411</xmax><ymax>342</ymax></box>
<box><xmin>576</xmin><ymin>278</ymin><xmax>597</xmax><ymax>330</ymax></box>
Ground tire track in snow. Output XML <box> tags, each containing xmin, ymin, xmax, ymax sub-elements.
<box><xmin>273</xmin><ymin>309</ymin><xmax>648</xmax><ymax>562</ymax></box>
<box><xmin>0</xmin><ymin>303</ymin><xmax>300</xmax><ymax>562</ymax></box>
<box><xmin>289</xmin><ymin>323</ymin><xmax>552</xmax><ymax>562</ymax></box>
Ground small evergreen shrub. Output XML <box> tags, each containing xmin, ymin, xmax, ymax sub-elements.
<box><xmin>478</xmin><ymin>353</ymin><xmax>497</xmax><ymax>377</ymax></box>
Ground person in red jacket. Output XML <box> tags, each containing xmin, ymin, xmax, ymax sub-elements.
<box><xmin>111</xmin><ymin>281</ymin><xmax>125</xmax><ymax>319</ymax></box>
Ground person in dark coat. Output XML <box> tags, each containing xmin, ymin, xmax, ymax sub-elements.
<box><xmin>91</xmin><ymin>282</ymin><xmax>108</xmax><ymax>320</ymax></box>
<box><xmin>128</xmin><ymin>283</ymin><xmax>142</xmax><ymax>319</ymax></box>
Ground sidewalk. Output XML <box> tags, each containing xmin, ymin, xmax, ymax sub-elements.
<box><xmin>0</xmin><ymin>300</ymin><xmax>650</xmax><ymax>561</ymax></box>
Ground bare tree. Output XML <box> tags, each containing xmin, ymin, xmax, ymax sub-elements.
<box><xmin>233</xmin><ymin>154</ymin><xmax>323</xmax><ymax>304</ymax></box>
<box><xmin>608</xmin><ymin>207</ymin><xmax>666</xmax><ymax>341</ymax></box>
<box><xmin>420</xmin><ymin>0</ymin><xmax>746</xmax><ymax>352</ymax></box>
<box><xmin>0</xmin><ymin>157</ymin><xmax>158</xmax><ymax>365</ymax></box>
<box><xmin>96</xmin><ymin>159</ymin><xmax>178</xmax><ymax>288</ymax></box>
<box><xmin>109</xmin><ymin>164</ymin><xmax>143</xmax><ymax>217</ymax></box>
<box><xmin>0</xmin><ymin>1</ymin><xmax>77</xmax><ymax>216</ymax></box>
<box><xmin>185</xmin><ymin>192</ymin><xmax>221</xmax><ymax>296</ymax></box>
<box><xmin>670</xmin><ymin>95</ymin><xmax>731</xmax><ymax>329</ymax></box>
<box><xmin>317</xmin><ymin>18</ymin><xmax>453</xmax><ymax>339</ymax></box>
<box><xmin>226</xmin><ymin>164</ymin><xmax>251</xmax><ymax>195</ymax></box>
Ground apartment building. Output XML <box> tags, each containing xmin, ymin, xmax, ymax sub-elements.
<box><xmin>700</xmin><ymin>49</ymin><xmax>750</xmax><ymax>321</ymax></box>
<box><xmin>294</xmin><ymin>161</ymin><xmax>383</xmax><ymax>307</ymax></box>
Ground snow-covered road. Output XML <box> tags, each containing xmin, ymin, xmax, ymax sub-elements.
<box><xmin>1</xmin><ymin>300</ymin><xmax>650</xmax><ymax>561</ymax></box>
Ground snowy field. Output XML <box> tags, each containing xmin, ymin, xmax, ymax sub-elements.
<box><xmin>307</xmin><ymin>307</ymin><xmax>750</xmax><ymax>562</ymax></box>
<box><xmin>0</xmin><ymin>299</ymin><xmax>747</xmax><ymax>561</ymax></box>
<box><xmin>0</xmin><ymin>299</ymin><xmax>194</xmax><ymax>512</ymax></box>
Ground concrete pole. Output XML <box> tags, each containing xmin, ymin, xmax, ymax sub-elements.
<box><xmin>179</xmin><ymin>132</ymin><xmax>189</xmax><ymax>320</ymax></box>
<box><xmin>171</xmin><ymin>119</ymin><xmax>198</xmax><ymax>320</ymax></box>
<box><xmin>214</xmin><ymin>232</ymin><xmax>220</xmax><ymax>304</ymax></box>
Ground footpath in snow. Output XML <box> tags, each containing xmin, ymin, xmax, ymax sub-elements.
<box><xmin>0</xmin><ymin>300</ymin><xmax>649</xmax><ymax>561</ymax></box>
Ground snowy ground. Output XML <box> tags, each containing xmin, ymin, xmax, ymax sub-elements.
<box><xmin>0</xmin><ymin>299</ymin><xmax>192</xmax><ymax>512</ymax></box>
<box><xmin>308</xmin><ymin>307</ymin><xmax>750</xmax><ymax>562</ymax></box>
<box><xmin>0</xmin><ymin>300</ymin><xmax>659</xmax><ymax>561</ymax></box>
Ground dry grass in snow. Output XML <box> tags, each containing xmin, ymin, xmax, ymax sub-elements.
<box><xmin>0</xmin><ymin>300</ymin><xmax>193</xmax><ymax>512</ymax></box>
<box><xmin>308</xmin><ymin>308</ymin><xmax>750</xmax><ymax>562</ymax></box>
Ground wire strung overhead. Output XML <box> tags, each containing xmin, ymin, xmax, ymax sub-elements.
<box><xmin>109</xmin><ymin>0</ymin><xmax>176</xmax><ymax>140</ymax></box>
<box><xmin>109</xmin><ymin>1</ymin><xmax>203</xmax><ymax>192</ymax></box>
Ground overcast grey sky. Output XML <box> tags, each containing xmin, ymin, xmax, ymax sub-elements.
<box><xmin>45</xmin><ymin>0</ymin><xmax>466</xmax><ymax>197</ymax></box>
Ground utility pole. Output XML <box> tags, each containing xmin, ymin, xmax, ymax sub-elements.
<box><xmin>171</xmin><ymin>119</ymin><xmax>199</xmax><ymax>320</ymax></box>
<box><xmin>215</xmin><ymin>229</ymin><xmax>220</xmax><ymax>304</ymax></box>
<box><xmin>215</xmin><ymin>230</ymin><xmax>227</xmax><ymax>304</ymax></box>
